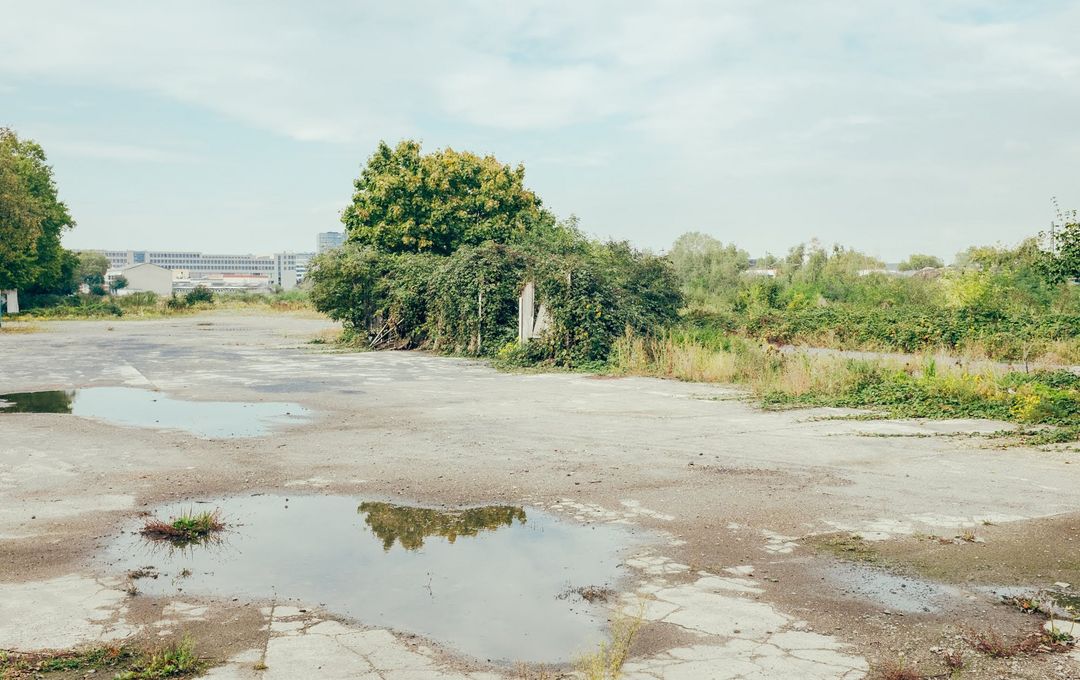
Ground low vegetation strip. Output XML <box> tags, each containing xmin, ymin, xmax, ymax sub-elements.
<box><xmin>0</xmin><ymin>637</ymin><xmax>202</xmax><ymax>680</ymax></box>
<box><xmin>14</xmin><ymin>289</ymin><xmax>311</xmax><ymax>320</ymax></box>
<box><xmin>610</xmin><ymin>330</ymin><xmax>1080</xmax><ymax>444</ymax></box>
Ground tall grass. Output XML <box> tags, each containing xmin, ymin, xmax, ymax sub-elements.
<box><xmin>610</xmin><ymin>329</ymin><xmax>1080</xmax><ymax>440</ymax></box>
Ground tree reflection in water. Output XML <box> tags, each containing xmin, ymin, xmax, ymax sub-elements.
<box><xmin>0</xmin><ymin>390</ymin><xmax>74</xmax><ymax>413</ymax></box>
<box><xmin>358</xmin><ymin>502</ymin><xmax>527</xmax><ymax>551</ymax></box>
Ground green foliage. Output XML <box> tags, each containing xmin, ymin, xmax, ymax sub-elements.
<box><xmin>669</xmin><ymin>232</ymin><xmax>750</xmax><ymax>307</ymax></box>
<box><xmin>532</xmin><ymin>241</ymin><xmax>681</xmax><ymax>364</ymax></box>
<box><xmin>671</xmin><ymin>230</ymin><xmax>1080</xmax><ymax>362</ymax></box>
<box><xmin>77</xmin><ymin>251</ymin><xmax>110</xmax><ymax>286</ymax></box>
<box><xmin>313</xmin><ymin>145</ymin><xmax>683</xmax><ymax>362</ymax></box>
<box><xmin>115</xmin><ymin>637</ymin><xmax>201</xmax><ymax>679</ymax></box>
<box><xmin>0</xmin><ymin>127</ymin><xmax>76</xmax><ymax>293</ymax></box>
<box><xmin>183</xmin><ymin>286</ymin><xmax>213</xmax><ymax>304</ymax></box>
<box><xmin>308</xmin><ymin>245</ymin><xmax>385</xmax><ymax>332</ymax></box>
<box><xmin>899</xmin><ymin>253</ymin><xmax>944</xmax><ymax>270</ymax></box>
<box><xmin>110</xmin><ymin>275</ymin><xmax>129</xmax><ymax>291</ymax></box>
<box><xmin>428</xmin><ymin>242</ymin><xmax>527</xmax><ymax>354</ymax></box>
<box><xmin>1045</xmin><ymin>206</ymin><xmax>1080</xmax><ymax>281</ymax></box>
<box><xmin>342</xmin><ymin>139</ymin><xmax>546</xmax><ymax>255</ymax></box>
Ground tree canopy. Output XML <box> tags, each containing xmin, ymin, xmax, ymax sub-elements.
<box><xmin>341</xmin><ymin>140</ymin><xmax>546</xmax><ymax>255</ymax></box>
<box><xmin>77</xmin><ymin>251</ymin><xmax>110</xmax><ymax>286</ymax></box>
<box><xmin>0</xmin><ymin>128</ymin><xmax>75</xmax><ymax>292</ymax></box>
<box><xmin>899</xmin><ymin>253</ymin><xmax>944</xmax><ymax>271</ymax></box>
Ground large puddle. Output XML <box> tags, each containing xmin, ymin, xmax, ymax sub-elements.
<box><xmin>0</xmin><ymin>387</ymin><xmax>308</xmax><ymax>438</ymax></box>
<box><xmin>101</xmin><ymin>495</ymin><xmax>639</xmax><ymax>663</ymax></box>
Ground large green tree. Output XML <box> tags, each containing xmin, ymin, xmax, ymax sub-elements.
<box><xmin>0</xmin><ymin>128</ymin><xmax>75</xmax><ymax>292</ymax></box>
<box><xmin>77</xmin><ymin>251</ymin><xmax>110</xmax><ymax>286</ymax></box>
<box><xmin>342</xmin><ymin>140</ymin><xmax>545</xmax><ymax>255</ymax></box>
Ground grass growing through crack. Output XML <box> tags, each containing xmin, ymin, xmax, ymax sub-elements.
<box><xmin>114</xmin><ymin>637</ymin><xmax>201</xmax><ymax>680</ymax></box>
<box><xmin>141</xmin><ymin>509</ymin><xmax>224</xmax><ymax>546</ymax></box>
<box><xmin>574</xmin><ymin>607</ymin><xmax>645</xmax><ymax>680</ymax></box>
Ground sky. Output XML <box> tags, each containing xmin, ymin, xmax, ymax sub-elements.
<box><xmin>2</xmin><ymin>1</ymin><xmax>1078</xmax><ymax>261</ymax></box>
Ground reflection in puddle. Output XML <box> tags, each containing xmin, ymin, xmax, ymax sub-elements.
<box><xmin>0</xmin><ymin>390</ymin><xmax>75</xmax><ymax>413</ymax></box>
<box><xmin>0</xmin><ymin>387</ymin><xmax>308</xmax><ymax>438</ymax></box>
<box><xmin>102</xmin><ymin>495</ymin><xmax>638</xmax><ymax>663</ymax></box>
<box><xmin>359</xmin><ymin>502</ymin><xmax>527</xmax><ymax>551</ymax></box>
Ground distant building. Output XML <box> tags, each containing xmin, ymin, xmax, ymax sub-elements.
<box><xmin>317</xmin><ymin>231</ymin><xmax>345</xmax><ymax>253</ymax></box>
<box><xmin>109</xmin><ymin>263</ymin><xmax>173</xmax><ymax>296</ymax></box>
<box><xmin>92</xmin><ymin>250</ymin><xmax>313</xmax><ymax>288</ymax></box>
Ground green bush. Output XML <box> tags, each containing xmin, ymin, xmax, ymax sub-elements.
<box><xmin>184</xmin><ymin>286</ymin><xmax>213</xmax><ymax>304</ymax></box>
<box><xmin>428</xmin><ymin>242</ymin><xmax>526</xmax><ymax>354</ymax></box>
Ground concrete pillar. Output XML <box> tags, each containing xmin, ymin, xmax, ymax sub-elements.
<box><xmin>2</xmin><ymin>290</ymin><xmax>18</xmax><ymax>314</ymax></box>
<box><xmin>518</xmin><ymin>281</ymin><xmax>535</xmax><ymax>344</ymax></box>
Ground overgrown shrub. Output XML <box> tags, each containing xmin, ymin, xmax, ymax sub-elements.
<box><xmin>184</xmin><ymin>286</ymin><xmax>213</xmax><ymax>304</ymax></box>
<box><xmin>428</xmin><ymin>242</ymin><xmax>527</xmax><ymax>354</ymax></box>
<box><xmin>308</xmin><ymin>232</ymin><xmax>682</xmax><ymax>362</ymax></box>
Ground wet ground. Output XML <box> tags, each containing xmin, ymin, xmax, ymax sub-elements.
<box><xmin>101</xmin><ymin>495</ymin><xmax>639</xmax><ymax>663</ymax></box>
<box><xmin>0</xmin><ymin>386</ymin><xmax>307</xmax><ymax>438</ymax></box>
<box><xmin>1</xmin><ymin>311</ymin><xmax>1078</xmax><ymax>679</ymax></box>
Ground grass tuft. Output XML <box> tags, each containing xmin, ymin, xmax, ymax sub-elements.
<box><xmin>141</xmin><ymin>509</ymin><xmax>224</xmax><ymax>546</ymax></box>
<box><xmin>115</xmin><ymin>636</ymin><xmax>202</xmax><ymax>680</ymax></box>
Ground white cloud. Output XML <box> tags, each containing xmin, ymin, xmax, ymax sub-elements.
<box><xmin>2</xmin><ymin>0</ymin><xmax>1079</xmax><ymax>258</ymax></box>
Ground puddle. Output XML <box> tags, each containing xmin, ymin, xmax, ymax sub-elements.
<box><xmin>822</xmin><ymin>561</ymin><xmax>965</xmax><ymax>613</ymax></box>
<box><xmin>101</xmin><ymin>495</ymin><xmax>639</xmax><ymax>663</ymax></box>
<box><xmin>0</xmin><ymin>387</ymin><xmax>308</xmax><ymax>438</ymax></box>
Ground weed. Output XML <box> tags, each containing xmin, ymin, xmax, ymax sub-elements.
<box><xmin>814</xmin><ymin>533</ymin><xmax>880</xmax><ymax>563</ymax></box>
<box><xmin>956</xmin><ymin>529</ymin><xmax>977</xmax><ymax>543</ymax></box>
<box><xmin>1004</xmin><ymin>595</ymin><xmax>1042</xmax><ymax>614</ymax></box>
<box><xmin>967</xmin><ymin>625</ymin><xmax>1072</xmax><ymax>657</ymax></box>
<box><xmin>141</xmin><ymin>509</ymin><xmax>224</xmax><ymax>546</ymax></box>
<box><xmin>941</xmin><ymin>648</ymin><xmax>964</xmax><ymax>674</ymax></box>
<box><xmin>872</xmin><ymin>659</ymin><xmax>923</xmax><ymax>680</ymax></box>
<box><xmin>575</xmin><ymin>606</ymin><xmax>645</xmax><ymax>680</ymax></box>
<box><xmin>0</xmin><ymin>645</ymin><xmax>137</xmax><ymax>677</ymax></box>
<box><xmin>252</xmin><ymin>661</ymin><xmax>268</xmax><ymax>671</ymax></box>
<box><xmin>115</xmin><ymin>636</ymin><xmax>201</xmax><ymax>679</ymax></box>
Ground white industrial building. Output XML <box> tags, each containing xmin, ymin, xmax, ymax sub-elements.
<box><xmin>95</xmin><ymin>250</ymin><xmax>313</xmax><ymax>289</ymax></box>
<box><xmin>108</xmin><ymin>263</ymin><xmax>174</xmax><ymax>296</ymax></box>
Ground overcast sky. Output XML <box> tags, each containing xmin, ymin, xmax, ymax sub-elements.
<box><xmin>2</xmin><ymin>1</ymin><xmax>1078</xmax><ymax>260</ymax></box>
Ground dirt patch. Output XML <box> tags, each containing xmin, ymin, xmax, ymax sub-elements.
<box><xmin>861</xmin><ymin>514</ymin><xmax>1080</xmax><ymax>588</ymax></box>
